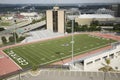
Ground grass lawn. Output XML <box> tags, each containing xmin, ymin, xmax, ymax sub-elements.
<box><xmin>0</xmin><ymin>22</ymin><xmax>11</xmax><ymax>26</ymax></box>
<box><xmin>3</xmin><ymin>34</ymin><xmax>115</xmax><ymax>68</ymax></box>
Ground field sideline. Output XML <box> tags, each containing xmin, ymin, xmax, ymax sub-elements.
<box><xmin>3</xmin><ymin>34</ymin><xmax>115</xmax><ymax>68</ymax></box>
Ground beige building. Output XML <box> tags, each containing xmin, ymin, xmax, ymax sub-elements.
<box><xmin>75</xmin><ymin>14</ymin><xmax>115</xmax><ymax>25</ymax></box>
<box><xmin>46</xmin><ymin>6</ymin><xmax>65</xmax><ymax>33</ymax></box>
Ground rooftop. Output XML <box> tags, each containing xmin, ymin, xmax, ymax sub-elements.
<box><xmin>78</xmin><ymin>14</ymin><xmax>114</xmax><ymax>19</ymax></box>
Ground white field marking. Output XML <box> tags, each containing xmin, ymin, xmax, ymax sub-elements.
<box><xmin>19</xmin><ymin>49</ymin><xmax>40</xmax><ymax>64</ymax></box>
<box><xmin>28</xmin><ymin>51</ymin><xmax>47</xmax><ymax>63</ymax></box>
<box><xmin>102</xmin><ymin>42</ymin><xmax>105</xmax><ymax>43</ymax></box>
<box><xmin>98</xmin><ymin>37</ymin><xmax>101</xmax><ymax>39</ymax></box>
<box><xmin>8</xmin><ymin>50</ymin><xmax>28</xmax><ymax>66</ymax></box>
<box><xmin>1</xmin><ymin>50</ymin><xmax>22</xmax><ymax>69</ymax></box>
<box><xmin>31</xmin><ymin>46</ymin><xmax>34</xmax><ymax>47</ymax></box>
<box><xmin>96</xmin><ymin>43</ymin><xmax>99</xmax><ymax>45</ymax></box>
<box><xmin>47</xmin><ymin>42</ymin><xmax>51</xmax><ymax>44</ymax></box>
<box><xmin>51</xmin><ymin>55</ymin><xmax>55</xmax><ymax>58</ymax></box>
<box><xmin>90</xmin><ymin>44</ymin><xmax>93</xmax><ymax>46</ymax></box>
<box><xmin>102</xmin><ymin>38</ymin><xmax>105</xmax><ymax>39</ymax></box>
<box><xmin>40</xmin><ymin>44</ymin><xmax>109</xmax><ymax>65</ymax></box>
<box><xmin>84</xmin><ymin>46</ymin><xmax>87</xmax><ymax>48</ymax></box>
<box><xmin>77</xmin><ymin>48</ymin><xmax>81</xmax><ymax>50</ymax></box>
<box><xmin>41</xmin><ymin>58</ymin><xmax>45</xmax><ymax>60</ymax></box>
<box><xmin>60</xmin><ymin>53</ymin><xmax>64</xmax><ymax>55</ymax></box>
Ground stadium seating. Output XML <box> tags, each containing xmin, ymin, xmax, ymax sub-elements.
<box><xmin>8</xmin><ymin>70</ymin><xmax>120</xmax><ymax>80</ymax></box>
<box><xmin>21</xmin><ymin>30</ymin><xmax>64</xmax><ymax>43</ymax></box>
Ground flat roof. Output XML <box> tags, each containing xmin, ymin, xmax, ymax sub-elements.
<box><xmin>78</xmin><ymin>14</ymin><xmax>114</xmax><ymax>19</ymax></box>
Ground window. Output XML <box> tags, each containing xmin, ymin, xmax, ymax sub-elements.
<box><xmin>109</xmin><ymin>54</ymin><xmax>114</xmax><ymax>59</ymax></box>
<box><xmin>95</xmin><ymin>58</ymin><xmax>101</xmax><ymax>62</ymax></box>
<box><xmin>86</xmin><ymin>61</ymin><xmax>93</xmax><ymax>65</ymax></box>
<box><xmin>103</xmin><ymin>56</ymin><xmax>107</xmax><ymax>60</ymax></box>
<box><xmin>53</xmin><ymin>11</ymin><xmax>58</xmax><ymax>32</ymax></box>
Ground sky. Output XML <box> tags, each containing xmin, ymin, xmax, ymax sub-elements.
<box><xmin>0</xmin><ymin>0</ymin><xmax>119</xmax><ymax>4</ymax></box>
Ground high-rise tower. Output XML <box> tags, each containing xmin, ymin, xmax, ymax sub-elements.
<box><xmin>46</xmin><ymin>6</ymin><xmax>65</xmax><ymax>33</ymax></box>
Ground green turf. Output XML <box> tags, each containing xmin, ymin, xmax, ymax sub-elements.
<box><xmin>3</xmin><ymin>34</ymin><xmax>115</xmax><ymax>68</ymax></box>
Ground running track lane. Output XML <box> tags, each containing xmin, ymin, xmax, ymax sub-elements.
<box><xmin>0</xmin><ymin>50</ymin><xmax>20</xmax><ymax>76</ymax></box>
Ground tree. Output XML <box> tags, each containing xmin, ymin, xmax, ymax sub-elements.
<box><xmin>88</xmin><ymin>25</ymin><xmax>96</xmax><ymax>31</ymax></box>
<box><xmin>18</xmin><ymin>36</ymin><xmax>25</xmax><ymax>41</ymax></box>
<box><xmin>113</xmin><ymin>24</ymin><xmax>120</xmax><ymax>32</ymax></box>
<box><xmin>74</xmin><ymin>22</ymin><xmax>79</xmax><ymax>32</ymax></box>
<box><xmin>105</xmin><ymin>58</ymin><xmax>110</xmax><ymax>66</ymax></box>
<box><xmin>1</xmin><ymin>36</ymin><xmax>7</xmax><ymax>44</ymax></box>
<box><xmin>80</xmin><ymin>25</ymin><xmax>88</xmax><ymax>31</ymax></box>
<box><xmin>32</xmin><ymin>19</ymin><xmax>36</xmax><ymax>24</ymax></box>
<box><xmin>0</xmin><ymin>27</ymin><xmax>5</xmax><ymax>31</ymax></box>
<box><xmin>32</xmin><ymin>65</ymin><xmax>39</xmax><ymax>71</ymax></box>
<box><xmin>96</xmin><ymin>26</ymin><xmax>101</xmax><ymax>31</ymax></box>
<box><xmin>9</xmin><ymin>36</ymin><xmax>14</xmax><ymax>42</ymax></box>
<box><xmin>90</xmin><ymin>20</ymin><xmax>99</xmax><ymax>26</ymax></box>
<box><xmin>0</xmin><ymin>17</ymin><xmax>1</xmax><ymax>21</ymax></box>
<box><xmin>66</xmin><ymin>20</ymin><xmax>72</xmax><ymax>27</ymax></box>
<box><xmin>99</xmin><ymin>58</ymin><xmax>114</xmax><ymax>72</ymax></box>
<box><xmin>98</xmin><ymin>58</ymin><xmax>114</xmax><ymax>80</ymax></box>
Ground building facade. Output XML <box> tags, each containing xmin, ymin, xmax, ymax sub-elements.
<box><xmin>95</xmin><ymin>8</ymin><xmax>115</xmax><ymax>16</ymax></box>
<box><xmin>111</xmin><ymin>4</ymin><xmax>120</xmax><ymax>17</ymax></box>
<box><xmin>75</xmin><ymin>14</ymin><xmax>115</xmax><ymax>25</ymax></box>
<box><xmin>69</xmin><ymin>42</ymin><xmax>120</xmax><ymax>71</ymax></box>
<box><xmin>46</xmin><ymin>6</ymin><xmax>65</xmax><ymax>33</ymax></box>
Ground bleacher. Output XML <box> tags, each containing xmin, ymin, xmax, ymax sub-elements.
<box><xmin>8</xmin><ymin>70</ymin><xmax>120</xmax><ymax>80</ymax></box>
<box><xmin>21</xmin><ymin>30</ymin><xmax>64</xmax><ymax>43</ymax></box>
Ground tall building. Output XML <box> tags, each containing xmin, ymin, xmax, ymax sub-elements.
<box><xmin>111</xmin><ymin>4</ymin><xmax>120</xmax><ymax>17</ymax></box>
<box><xmin>46</xmin><ymin>6</ymin><xmax>65</xmax><ymax>33</ymax></box>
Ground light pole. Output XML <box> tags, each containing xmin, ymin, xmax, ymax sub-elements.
<box><xmin>14</xmin><ymin>20</ymin><xmax>16</xmax><ymax>44</ymax></box>
<box><xmin>109</xmin><ymin>26</ymin><xmax>113</xmax><ymax>45</ymax></box>
<box><xmin>18</xmin><ymin>70</ymin><xmax>21</xmax><ymax>80</ymax></box>
<box><xmin>71</xmin><ymin>19</ymin><xmax>74</xmax><ymax>64</ymax></box>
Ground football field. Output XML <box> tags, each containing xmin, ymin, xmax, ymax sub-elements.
<box><xmin>3</xmin><ymin>34</ymin><xmax>114</xmax><ymax>68</ymax></box>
